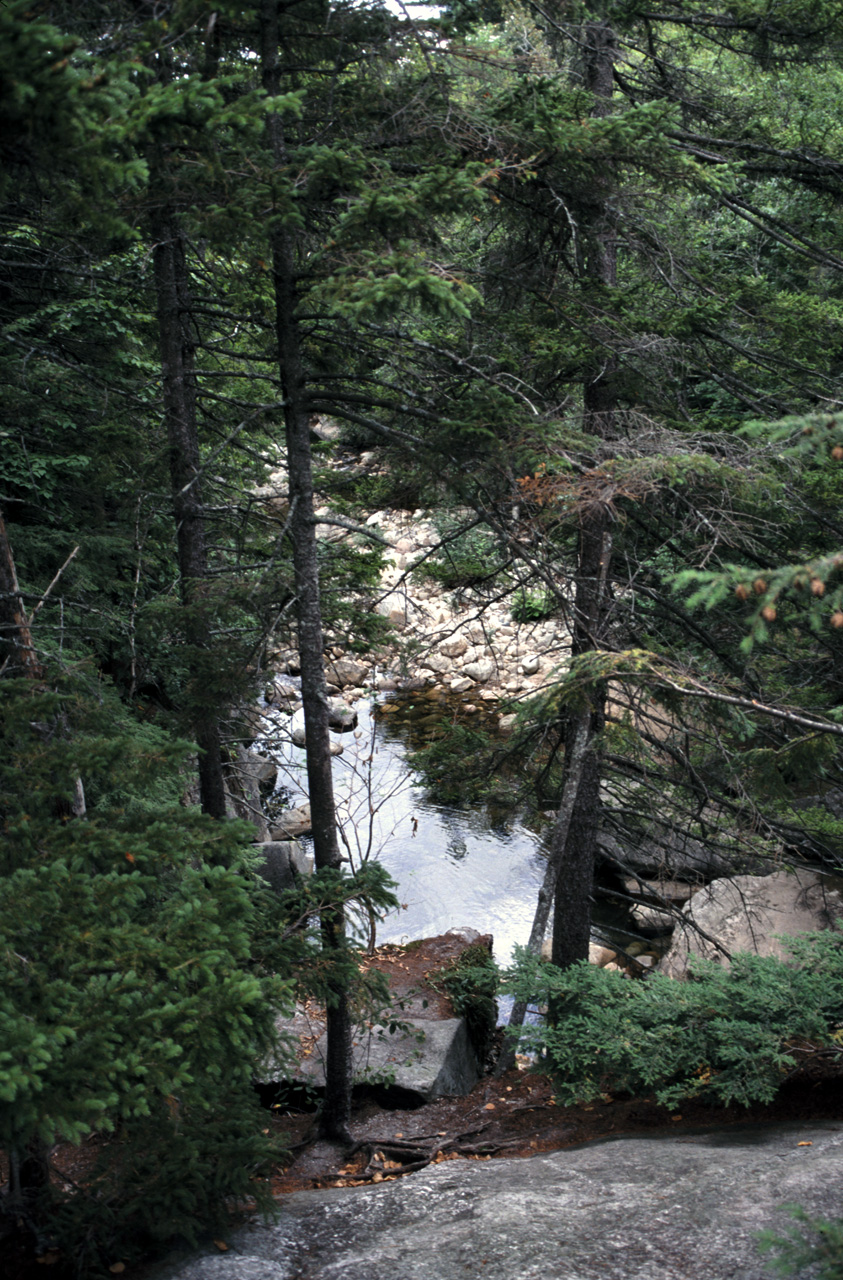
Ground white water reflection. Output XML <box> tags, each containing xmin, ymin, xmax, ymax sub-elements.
<box><xmin>266</xmin><ymin>696</ymin><xmax>546</xmax><ymax>966</ymax></box>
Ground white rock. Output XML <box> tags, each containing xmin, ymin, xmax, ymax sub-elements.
<box><xmin>450</xmin><ymin>677</ymin><xmax>473</xmax><ymax>693</ymax></box>
<box><xmin>419</xmin><ymin>653</ymin><xmax>452</xmax><ymax>676</ymax></box>
<box><xmin>521</xmin><ymin>654</ymin><xmax>541</xmax><ymax>676</ymax></box>
<box><xmin>660</xmin><ymin>868</ymin><xmax>843</xmax><ymax>980</ymax></box>
<box><xmin>439</xmin><ymin>636</ymin><xmax>469</xmax><ymax>658</ymax></box>
<box><xmin>463</xmin><ymin>661</ymin><xmax>494</xmax><ymax>683</ymax></box>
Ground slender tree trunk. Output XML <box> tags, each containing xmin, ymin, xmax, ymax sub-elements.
<box><xmin>549</xmin><ymin>9</ymin><xmax>617</xmax><ymax>972</ymax></box>
<box><xmin>494</xmin><ymin>709</ymin><xmax>591</xmax><ymax>1075</ymax></box>
<box><xmin>499</xmin><ymin>7</ymin><xmax>619</xmax><ymax>1067</ymax></box>
<box><xmin>260</xmin><ymin>0</ymin><xmax>354</xmax><ymax>1144</ymax></box>
<box><xmin>0</xmin><ymin>510</ymin><xmax>42</xmax><ymax>678</ymax></box>
<box><xmin>551</xmin><ymin>513</ymin><xmax>611</xmax><ymax>968</ymax></box>
<box><xmin>149</xmin><ymin>158</ymin><xmax>227</xmax><ymax>820</ymax></box>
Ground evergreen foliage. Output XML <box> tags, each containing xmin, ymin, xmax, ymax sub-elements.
<box><xmin>0</xmin><ymin>670</ymin><xmax>293</xmax><ymax>1270</ymax></box>
<box><xmin>505</xmin><ymin>932</ymin><xmax>843</xmax><ymax>1110</ymax></box>
<box><xmin>4</xmin><ymin>0</ymin><xmax>843</xmax><ymax>1259</ymax></box>
<box><xmin>760</xmin><ymin>1207</ymin><xmax>843</xmax><ymax>1279</ymax></box>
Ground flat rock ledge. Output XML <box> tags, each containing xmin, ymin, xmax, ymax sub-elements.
<box><xmin>149</xmin><ymin>1121</ymin><xmax>843</xmax><ymax>1280</ymax></box>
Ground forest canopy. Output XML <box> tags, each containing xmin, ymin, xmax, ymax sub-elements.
<box><xmin>3</xmin><ymin>0</ymin><xmax>843</xmax><ymax>1272</ymax></box>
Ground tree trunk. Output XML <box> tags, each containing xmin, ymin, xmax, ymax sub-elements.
<box><xmin>260</xmin><ymin>0</ymin><xmax>354</xmax><ymax>1145</ymax></box>
<box><xmin>0</xmin><ymin>510</ymin><xmax>42</xmax><ymax>678</ymax></box>
<box><xmin>549</xmin><ymin>8</ymin><xmax>617</xmax><ymax>972</ymax></box>
<box><xmin>149</xmin><ymin>159</ymin><xmax>227</xmax><ymax>821</ymax></box>
<box><xmin>494</xmin><ymin>709</ymin><xmax>591</xmax><ymax>1075</ymax></box>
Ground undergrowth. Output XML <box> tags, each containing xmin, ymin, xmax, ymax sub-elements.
<box><xmin>505</xmin><ymin>931</ymin><xmax>843</xmax><ymax>1109</ymax></box>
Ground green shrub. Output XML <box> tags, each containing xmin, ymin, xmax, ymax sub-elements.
<box><xmin>504</xmin><ymin>932</ymin><xmax>843</xmax><ymax>1109</ymax></box>
<box><xmin>433</xmin><ymin>943</ymin><xmax>499</xmax><ymax>1059</ymax></box>
<box><xmin>414</xmin><ymin>521</ymin><xmax>506</xmax><ymax>591</ymax></box>
<box><xmin>759</xmin><ymin>1208</ymin><xmax>843</xmax><ymax>1279</ymax></box>
<box><xmin>0</xmin><ymin>673</ymin><xmax>294</xmax><ymax>1274</ymax></box>
<box><xmin>510</xmin><ymin>587</ymin><xmax>556</xmax><ymax>623</ymax></box>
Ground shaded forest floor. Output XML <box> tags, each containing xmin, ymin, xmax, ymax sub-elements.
<box><xmin>272</xmin><ymin>930</ymin><xmax>843</xmax><ymax>1192</ymax></box>
<box><xmin>270</xmin><ymin>1054</ymin><xmax>843</xmax><ymax>1195</ymax></box>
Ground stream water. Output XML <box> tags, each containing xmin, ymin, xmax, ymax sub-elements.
<box><xmin>266</xmin><ymin>688</ymin><xmax>549</xmax><ymax>966</ymax></box>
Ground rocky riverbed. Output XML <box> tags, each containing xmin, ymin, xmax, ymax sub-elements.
<box><xmin>246</xmin><ymin>442</ymin><xmax>843</xmax><ymax>983</ymax></box>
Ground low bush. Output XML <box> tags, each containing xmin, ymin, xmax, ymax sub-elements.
<box><xmin>413</xmin><ymin>521</ymin><xmax>506</xmax><ymax>591</ymax></box>
<box><xmin>504</xmin><ymin>932</ymin><xmax>843</xmax><ymax>1109</ymax></box>
<box><xmin>433</xmin><ymin>942</ymin><xmax>499</xmax><ymax>1060</ymax></box>
<box><xmin>759</xmin><ymin>1208</ymin><xmax>843</xmax><ymax>1279</ymax></box>
<box><xmin>510</xmin><ymin>587</ymin><xmax>556</xmax><ymax>623</ymax></box>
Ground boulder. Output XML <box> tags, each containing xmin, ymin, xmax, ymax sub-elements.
<box><xmin>327</xmin><ymin>657</ymin><xmax>369</xmax><ymax>688</ymax></box>
<box><xmin>623</xmin><ymin>876</ymin><xmax>694</xmax><ymax>904</ymax></box>
<box><xmin>253</xmin><ymin>840</ymin><xmax>311</xmax><ymax>894</ymax></box>
<box><xmin>291</xmin><ymin>728</ymin><xmax>343</xmax><ymax>755</ymax></box>
<box><xmin>630</xmin><ymin>903</ymin><xmax>677</xmax><ymax>936</ymax></box>
<box><xmin>373</xmin><ymin>592</ymin><xmax>421</xmax><ymax>629</ymax></box>
<box><xmin>417</xmin><ymin>652</ymin><xmax>451</xmax><ymax>676</ymax></box>
<box><xmin>449</xmin><ymin>676</ymin><xmax>473</xmax><ymax>693</ymax></box>
<box><xmin>282</xmin><ymin>1018</ymin><xmax>479</xmax><ymax>1102</ymax></box>
<box><xmin>147</xmin><ymin>1122</ymin><xmax>843</xmax><ymax>1280</ymax></box>
<box><xmin>438</xmin><ymin>636</ymin><xmax>469</xmax><ymax>658</ymax></box>
<box><xmin>462</xmin><ymin>660</ymin><xmax>494</xmax><ymax>683</ymax></box>
<box><xmin>599</xmin><ymin>826</ymin><xmax>765</xmax><ymax>882</ymax></box>
<box><xmin>520</xmin><ymin>654</ymin><xmax>541</xmax><ymax>676</ymax></box>
<box><xmin>327</xmin><ymin>698</ymin><xmax>358</xmax><ymax>731</ymax></box>
<box><xmin>660</xmin><ymin>868</ymin><xmax>843</xmax><ymax>979</ymax></box>
<box><xmin>270</xmin><ymin>803</ymin><xmax>312</xmax><ymax>840</ymax></box>
<box><xmin>223</xmin><ymin>745</ymin><xmax>270</xmax><ymax>840</ymax></box>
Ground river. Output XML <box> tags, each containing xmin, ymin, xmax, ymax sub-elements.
<box><xmin>265</xmin><ymin>689</ymin><xmax>548</xmax><ymax>966</ymax></box>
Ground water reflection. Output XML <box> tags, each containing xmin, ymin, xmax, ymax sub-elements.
<box><xmin>266</xmin><ymin>691</ymin><xmax>547</xmax><ymax>966</ymax></box>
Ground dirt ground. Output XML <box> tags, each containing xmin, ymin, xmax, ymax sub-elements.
<box><xmin>268</xmin><ymin>933</ymin><xmax>843</xmax><ymax>1192</ymax></box>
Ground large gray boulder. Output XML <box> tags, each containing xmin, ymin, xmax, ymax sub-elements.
<box><xmin>660</xmin><ymin>867</ymin><xmax>843</xmax><ymax>979</ymax></box>
<box><xmin>148</xmin><ymin>1121</ymin><xmax>843</xmax><ymax>1280</ymax></box>
<box><xmin>326</xmin><ymin>657</ymin><xmax>370</xmax><ymax>689</ymax></box>
<box><xmin>599</xmin><ymin>826</ymin><xmax>767</xmax><ymax>883</ymax></box>
<box><xmin>223</xmin><ymin>745</ymin><xmax>271</xmax><ymax>840</ymax></box>
<box><xmin>259</xmin><ymin>1018</ymin><xmax>478</xmax><ymax>1103</ymax></box>
<box><xmin>253</xmin><ymin>840</ymin><xmax>311</xmax><ymax>894</ymax></box>
<box><xmin>313</xmin><ymin>1018</ymin><xmax>477</xmax><ymax>1100</ymax></box>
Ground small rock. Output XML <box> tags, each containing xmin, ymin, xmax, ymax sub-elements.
<box><xmin>439</xmin><ymin>636</ymin><xmax>469</xmax><ymax>658</ymax></box>
<box><xmin>327</xmin><ymin>657</ymin><xmax>369</xmax><ymax>688</ymax></box>
<box><xmin>271</xmin><ymin>803</ymin><xmax>312</xmax><ymax>839</ymax></box>
<box><xmin>450</xmin><ymin>677</ymin><xmax>473</xmax><ymax>693</ymax></box>
<box><xmin>521</xmin><ymin>654</ymin><xmax>541</xmax><ymax>676</ymax></box>
<box><xmin>631</xmin><ymin>904</ymin><xmax>677</xmax><ymax>935</ymax></box>
<box><xmin>463</xmin><ymin>661</ymin><xmax>494</xmax><ymax>683</ymax></box>
<box><xmin>327</xmin><ymin>699</ymin><xmax>358</xmax><ymax>732</ymax></box>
